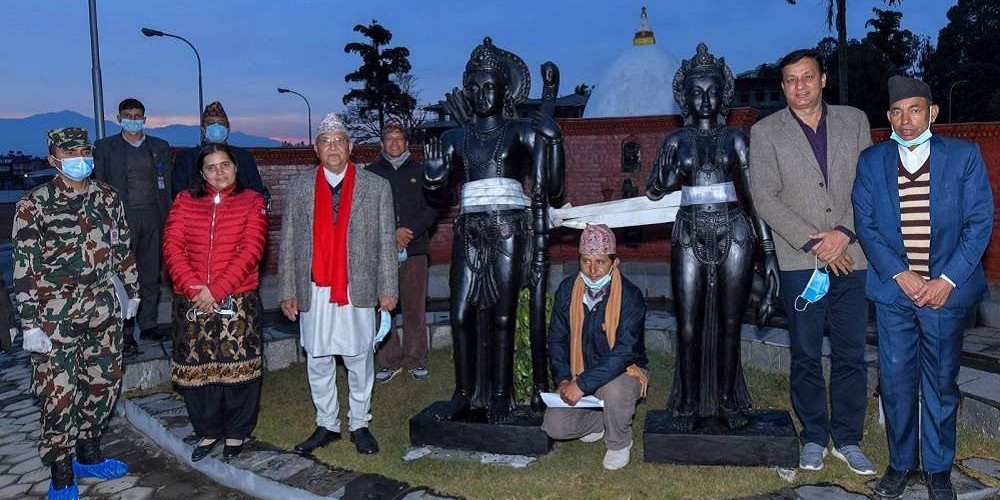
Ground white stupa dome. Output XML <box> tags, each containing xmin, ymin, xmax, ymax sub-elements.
<box><xmin>583</xmin><ymin>7</ymin><xmax>681</xmax><ymax>118</ymax></box>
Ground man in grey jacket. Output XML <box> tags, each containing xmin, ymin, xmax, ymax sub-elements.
<box><xmin>749</xmin><ymin>49</ymin><xmax>875</xmax><ymax>474</ymax></box>
<box><xmin>277</xmin><ymin>113</ymin><xmax>397</xmax><ymax>456</ymax></box>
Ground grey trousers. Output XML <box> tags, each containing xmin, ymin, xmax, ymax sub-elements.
<box><xmin>542</xmin><ymin>372</ymin><xmax>644</xmax><ymax>451</ymax></box>
<box><xmin>306</xmin><ymin>350</ymin><xmax>374</xmax><ymax>432</ymax></box>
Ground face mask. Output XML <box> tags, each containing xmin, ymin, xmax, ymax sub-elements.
<box><xmin>55</xmin><ymin>156</ymin><xmax>95</xmax><ymax>181</ymax></box>
<box><xmin>794</xmin><ymin>257</ymin><xmax>830</xmax><ymax>311</ymax></box>
<box><xmin>397</xmin><ymin>247</ymin><xmax>408</xmax><ymax>263</ymax></box>
<box><xmin>205</xmin><ymin>123</ymin><xmax>229</xmax><ymax>143</ymax></box>
<box><xmin>373</xmin><ymin>309</ymin><xmax>392</xmax><ymax>347</ymax></box>
<box><xmin>121</xmin><ymin>118</ymin><xmax>144</xmax><ymax>134</ymax></box>
<box><xmin>890</xmin><ymin>128</ymin><xmax>932</xmax><ymax>148</ymax></box>
<box><xmin>580</xmin><ymin>272</ymin><xmax>612</xmax><ymax>290</ymax></box>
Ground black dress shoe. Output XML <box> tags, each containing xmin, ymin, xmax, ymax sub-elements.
<box><xmin>140</xmin><ymin>327</ymin><xmax>165</xmax><ymax>341</ymax></box>
<box><xmin>872</xmin><ymin>467</ymin><xmax>917</xmax><ymax>499</ymax></box>
<box><xmin>191</xmin><ymin>439</ymin><xmax>221</xmax><ymax>462</ymax></box>
<box><xmin>925</xmin><ymin>471</ymin><xmax>957</xmax><ymax>500</ymax></box>
<box><xmin>182</xmin><ymin>433</ymin><xmax>201</xmax><ymax>445</ymax></box>
<box><xmin>223</xmin><ymin>441</ymin><xmax>245</xmax><ymax>460</ymax></box>
<box><xmin>294</xmin><ymin>427</ymin><xmax>340</xmax><ymax>453</ymax></box>
<box><xmin>349</xmin><ymin>427</ymin><xmax>379</xmax><ymax>455</ymax></box>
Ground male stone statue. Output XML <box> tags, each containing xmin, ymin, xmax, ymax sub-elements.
<box><xmin>423</xmin><ymin>37</ymin><xmax>564</xmax><ymax>423</ymax></box>
<box><xmin>647</xmin><ymin>43</ymin><xmax>779</xmax><ymax>432</ymax></box>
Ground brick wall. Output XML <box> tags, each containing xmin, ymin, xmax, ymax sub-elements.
<box><xmin>245</xmin><ymin>117</ymin><xmax>1000</xmax><ymax>282</ymax></box>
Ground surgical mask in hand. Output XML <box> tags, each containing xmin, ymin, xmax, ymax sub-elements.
<box><xmin>397</xmin><ymin>247</ymin><xmax>408</xmax><ymax>263</ymax></box>
<box><xmin>794</xmin><ymin>257</ymin><xmax>830</xmax><ymax>311</ymax></box>
<box><xmin>56</xmin><ymin>156</ymin><xmax>95</xmax><ymax>181</ymax></box>
<box><xmin>373</xmin><ymin>309</ymin><xmax>392</xmax><ymax>349</ymax></box>
<box><xmin>205</xmin><ymin>123</ymin><xmax>229</xmax><ymax>143</ymax></box>
<box><xmin>121</xmin><ymin>118</ymin><xmax>144</xmax><ymax>134</ymax></box>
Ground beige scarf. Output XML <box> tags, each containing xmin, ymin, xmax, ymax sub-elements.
<box><xmin>569</xmin><ymin>263</ymin><xmax>648</xmax><ymax>397</ymax></box>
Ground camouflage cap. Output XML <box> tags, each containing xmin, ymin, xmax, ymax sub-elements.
<box><xmin>47</xmin><ymin>127</ymin><xmax>91</xmax><ymax>150</ymax></box>
<box><xmin>203</xmin><ymin>101</ymin><xmax>228</xmax><ymax>121</ymax></box>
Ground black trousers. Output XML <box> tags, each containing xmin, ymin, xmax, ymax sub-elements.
<box><xmin>182</xmin><ymin>379</ymin><xmax>262</xmax><ymax>440</ymax></box>
<box><xmin>125</xmin><ymin>206</ymin><xmax>163</xmax><ymax>331</ymax></box>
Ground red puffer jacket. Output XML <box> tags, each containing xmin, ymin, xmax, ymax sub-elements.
<box><xmin>163</xmin><ymin>186</ymin><xmax>267</xmax><ymax>301</ymax></box>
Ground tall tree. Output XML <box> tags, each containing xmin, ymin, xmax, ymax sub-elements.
<box><xmin>786</xmin><ymin>0</ymin><xmax>902</xmax><ymax>105</ymax></box>
<box><xmin>343</xmin><ymin>20</ymin><xmax>416</xmax><ymax>141</ymax></box>
<box><xmin>922</xmin><ymin>0</ymin><xmax>1000</xmax><ymax>122</ymax></box>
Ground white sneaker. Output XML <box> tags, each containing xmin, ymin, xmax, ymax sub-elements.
<box><xmin>580</xmin><ymin>430</ymin><xmax>605</xmax><ymax>443</ymax></box>
<box><xmin>602</xmin><ymin>440</ymin><xmax>632</xmax><ymax>470</ymax></box>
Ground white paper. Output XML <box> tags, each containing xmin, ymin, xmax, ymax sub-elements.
<box><xmin>540</xmin><ymin>392</ymin><xmax>604</xmax><ymax>408</ymax></box>
<box><xmin>108</xmin><ymin>274</ymin><xmax>129</xmax><ymax>320</ymax></box>
<box><xmin>549</xmin><ymin>193</ymin><xmax>682</xmax><ymax>229</ymax></box>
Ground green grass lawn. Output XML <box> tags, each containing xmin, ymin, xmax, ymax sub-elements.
<box><xmin>253</xmin><ymin>349</ymin><xmax>1000</xmax><ymax>499</ymax></box>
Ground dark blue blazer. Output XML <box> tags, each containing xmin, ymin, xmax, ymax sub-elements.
<box><xmin>852</xmin><ymin>135</ymin><xmax>993</xmax><ymax>308</ymax></box>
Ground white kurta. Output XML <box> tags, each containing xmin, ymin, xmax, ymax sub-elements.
<box><xmin>300</xmin><ymin>283</ymin><xmax>376</xmax><ymax>357</ymax></box>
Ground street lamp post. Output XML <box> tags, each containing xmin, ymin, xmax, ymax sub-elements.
<box><xmin>141</xmin><ymin>27</ymin><xmax>203</xmax><ymax>139</ymax></box>
<box><xmin>948</xmin><ymin>80</ymin><xmax>968</xmax><ymax>124</ymax></box>
<box><xmin>277</xmin><ymin>88</ymin><xmax>312</xmax><ymax>146</ymax></box>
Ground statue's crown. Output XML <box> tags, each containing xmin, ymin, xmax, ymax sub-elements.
<box><xmin>466</xmin><ymin>37</ymin><xmax>509</xmax><ymax>80</ymax></box>
<box><xmin>690</xmin><ymin>42</ymin><xmax>719</xmax><ymax>71</ymax></box>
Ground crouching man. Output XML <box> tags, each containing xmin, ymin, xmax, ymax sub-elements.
<box><xmin>542</xmin><ymin>224</ymin><xmax>649</xmax><ymax>470</ymax></box>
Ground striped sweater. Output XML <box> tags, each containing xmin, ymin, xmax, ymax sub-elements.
<box><xmin>898</xmin><ymin>157</ymin><xmax>931</xmax><ymax>278</ymax></box>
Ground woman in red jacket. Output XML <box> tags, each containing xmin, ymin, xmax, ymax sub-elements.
<box><xmin>163</xmin><ymin>143</ymin><xmax>267</xmax><ymax>462</ymax></box>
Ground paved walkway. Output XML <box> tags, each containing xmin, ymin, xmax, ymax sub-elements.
<box><xmin>0</xmin><ymin>349</ymin><xmax>250</xmax><ymax>499</ymax></box>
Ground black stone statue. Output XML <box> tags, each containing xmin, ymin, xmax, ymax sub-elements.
<box><xmin>423</xmin><ymin>37</ymin><xmax>564</xmax><ymax>424</ymax></box>
<box><xmin>646</xmin><ymin>43</ymin><xmax>780</xmax><ymax>432</ymax></box>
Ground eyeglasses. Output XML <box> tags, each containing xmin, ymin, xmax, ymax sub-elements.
<box><xmin>316</xmin><ymin>136</ymin><xmax>349</xmax><ymax>148</ymax></box>
<box><xmin>203</xmin><ymin>161</ymin><xmax>235</xmax><ymax>174</ymax></box>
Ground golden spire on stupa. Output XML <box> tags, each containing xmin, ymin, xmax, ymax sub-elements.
<box><xmin>633</xmin><ymin>6</ymin><xmax>656</xmax><ymax>46</ymax></box>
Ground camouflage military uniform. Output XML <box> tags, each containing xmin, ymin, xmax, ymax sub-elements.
<box><xmin>13</xmin><ymin>170</ymin><xmax>138</xmax><ymax>465</ymax></box>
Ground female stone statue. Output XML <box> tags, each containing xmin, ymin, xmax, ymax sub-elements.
<box><xmin>423</xmin><ymin>37</ymin><xmax>564</xmax><ymax>424</ymax></box>
<box><xmin>646</xmin><ymin>43</ymin><xmax>779</xmax><ymax>431</ymax></box>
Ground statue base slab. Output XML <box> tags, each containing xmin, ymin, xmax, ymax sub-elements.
<box><xmin>409</xmin><ymin>401</ymin><xmax>553</xmax><ymax>456</ymax></box>
<box><xmin>642</xmin><ymin>409</ymin><xmax>798</xmax><ymax>468</ymax></box>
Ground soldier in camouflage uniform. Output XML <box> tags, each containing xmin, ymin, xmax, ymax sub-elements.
<box><xmin>13</xmin><ymin>128</ymin><xmax>139</xmax><ymax>500</ymax></box>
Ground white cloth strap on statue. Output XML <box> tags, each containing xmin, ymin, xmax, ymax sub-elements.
<box><xmin>549</xmin><ymin>192</ymin><xmax>682</xmax><ymax>229</ymax></box>
<box><xmin>680</xmin><ymin>181</ymin><xmax>737</xmax><ymax>206</ymax></box>
<box><xmin>460</xmin><ymin>178</ymin><xmax>531</xmax><ymax>213</ymax></box>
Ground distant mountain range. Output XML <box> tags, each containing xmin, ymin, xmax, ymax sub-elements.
<box><xmin>0</xmin><ymin>110</ymin><xmax>281</xmax><ymax>157</ymax></box>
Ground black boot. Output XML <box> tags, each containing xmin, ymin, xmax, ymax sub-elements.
<box><xmin>76</xmin><ymin>436</ymin><xmax>102</xmax><ymax>465</ymax></box>
<box><xmin>50</xmin><ymin>457</ymin><xmax>75</xmax><ymax>490</ymax></box>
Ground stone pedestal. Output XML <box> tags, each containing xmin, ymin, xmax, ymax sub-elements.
<box><xmin>409</xmin><ymin>401</ymin><xmax>553</xmax><ymax>456</ymax></box>
<box><xmin>643</xmin><ymin>409</ymin><xmax>798</xmax><ymax>468</ymax></box>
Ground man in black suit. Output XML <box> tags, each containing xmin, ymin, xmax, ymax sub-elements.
<box><xmin>94</xmin><ymin>98</ymin><xmax>173</xmax><ymax>352</ymax></box>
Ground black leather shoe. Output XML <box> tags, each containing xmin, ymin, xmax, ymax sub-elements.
<box><xmin>140</xmin><ymin>327</ymin><xmax>165</xmax><ymax>341</ymax></box>
<box><xmin>191</xmin><ymin>439</ymin><xmax>221</xmax><ymax>462</ymax></box>
<box><xmin>223</xmin><ymin>441</ymin><xmax>245</xmax><ymax>461</ymax></box>
<box><xmin>872</xmin><ymin>467</ymin><xmax>917</xmax><ymax>499</ymax></box>
<box><xmin>123</xmin><ymin>335</ymin><xmax>140</xmax><ymax>358</ymax></box>
<box><xmin>925</xmin><ymin>471</ymin><xmax>957</xmax><ymax>500</ymax></box>
<box><xmin>349</xmin><ymin>427</ymin><xmax>379</xmax><ymax>455</ymax></box>
<box><xmin>182</xmin><ymin>433</ymin><xmax>201</xmax><ymax>445</ymax></box>
<box><xmin>294</xmin><ymin>427</ymin><xmax>340</xmax><ymax>454</ymax></box>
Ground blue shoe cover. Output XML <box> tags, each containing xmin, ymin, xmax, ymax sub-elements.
<box><xmin>47</xmin><ymin>482</ymin><xmax>79</xmax><ymax>500</ymax></box>
<box><xmin>71</xmin><ymin>457</ymin><xmax>128</xmax><ymax>480</ymax></box>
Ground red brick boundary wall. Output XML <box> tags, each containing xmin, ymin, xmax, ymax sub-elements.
<box><xmin>245</xmin><ymin>116</ymin><xmax>1000</xmax><ymax>282</ymax></box>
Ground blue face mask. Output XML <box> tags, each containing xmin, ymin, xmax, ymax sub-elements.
<box><xmin>795</xmin><ymin>257</ymin><xmax>830</xmax><ymax>311</ymax></box>
<box><xmin>205</xmin><ymin>123</ymin><xmax>229</xmax><ymax>143</ymax></box>
<box><xmin>56</xmin><ymin>156</ymin><xmax>95</xmax><ymax>181</ymax></box>
<box><xmin>373</xmin><ymin>309</ymin><xmax>392</xmax><ymax>348</ymax></box>
<box><xmin>581</xmin><ymin>272</ymin><xmax>612</xmax><ymax>290</ymax></box>
<box><xmin>397</xmin><ymin>247</ymin><xmax>408</xmax><ymax>263</ymax></box>
<box><xmin>121</xmin><ymin>118</ymin><xmax>144</xmax><ymax>134</ymax></box>
<box><xmin>890</xmin><ymin>128</ymin><xmax>932</xmax><ymax>148</ymax></box>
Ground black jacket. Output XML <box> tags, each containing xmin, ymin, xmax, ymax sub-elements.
<box><xmin>365</xmin><ymin>154</ymin><xmax>438</xmax><ymax>256</ymax></box>
<box><xmin>548</xmin><ymin>273</ymin><xmax>648</xmax><ymax>395</ymax></box>
<box><xmin>172</xmin><ymin>144</ymin><xmax>270</xmax><ymax>202</ymax></box>
<box><xmin>93</xmin><ymin>133</ymin><xmax>173</xmax><ymax>223</ymax></box>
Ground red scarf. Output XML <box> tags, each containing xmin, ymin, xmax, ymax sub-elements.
<box><xmin>311</xmin><ymin>163</ymin><xmax>355</xmax><ymax>305</ymax></box>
